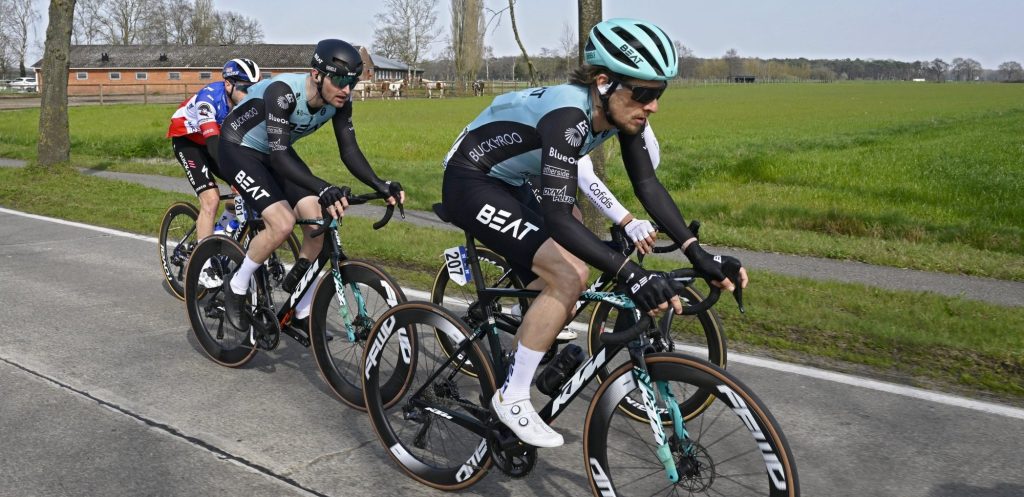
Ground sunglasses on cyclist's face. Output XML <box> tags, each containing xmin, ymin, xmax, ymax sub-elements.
<box><xmin>613</xmin><ymin>79</ymin><xmax>667</xmax><ymax>104</ymax></box>
<box><xmin>233</xmin><ymin>83</ymin><xmax>254</xmax><ymax>92</ymax></box>
<box><xmin>327</xmin><ymin>73</ymin><xmax>359</xmax><ymax>89</ymax></box>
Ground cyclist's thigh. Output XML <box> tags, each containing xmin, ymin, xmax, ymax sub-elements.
<box><xmin>172</xmin><ymin>136</ymin><xmax>218</xmax><ymax>196</ymax></box>
<box><xmin>442</xmin><ymin>165</ymin><xmax>546</xmax><ymax>283</ymax></box>
<box><xmin>218</xmin><ymin>141</ymin><xmax>288</xmax><ymax>214</ymax></box>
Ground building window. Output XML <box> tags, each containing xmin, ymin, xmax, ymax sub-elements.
<box><xmin>168</xmin><ymin>72</ymin><xmax>181</xmax><ymax>80</ymax></box>
<box><xmin>76</xmin><ymin>72</ymin><xmax>88</xmax><ymax>80</ymax></box>
<box><xmin>136</xmin><ymin>72</ymin><xmax>148</xmax><ymax>80</ymax></box>
<box><xmin>199</xmin><ymin>72</ymin><xmax>212</xmax><ymax>80</ymax></box>
<box><xmin>109</xmin><ymin>72</ymin><xmax>121</xmax><ymax>80</ymax></box>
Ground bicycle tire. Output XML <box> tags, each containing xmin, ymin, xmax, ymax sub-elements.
<box><xmin>584</xmin><ymin>353</ymin><xmax>798</xmax><ymax>497</ymax></box>
<box><xmin>158</xmin><ymin>202</ymin><xmax>199</xmax><ymax>301</ymax></box>
<box><xmin>363</xmin><ymin>301</ymin><xmax>498</xmax><ymax>491</ymax></box>
<box><xmin>309</xmin><ymin>259</ymin><xmax>408</xmax><ymax>410</ymax></box>
<box><xmin>430</xmin><ymin>246</ymin><xmax>526</xmax><ymax>377</ymax></box>
<box><xmin>184</xmin><ymin>235</ymin><xmax>259</xmax><ymax>367</ymax></box>
<box><xmin>587</xmin><ymin>284</ymin><xmax>726</xmax><ymax>421</ymax></box>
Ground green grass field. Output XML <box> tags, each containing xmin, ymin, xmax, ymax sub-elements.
<box><xmin>3</xmin><ymin>81</ymin><xmax>1021</xmax><ymax>278</ymax></box>
<box><xmin>1</xmin><ymin>82</ymin><xmax>1023</xmax><ymax>399</ymax></box>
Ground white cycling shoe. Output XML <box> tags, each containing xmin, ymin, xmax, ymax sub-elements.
<box><xmin>197</xmin><ymin>259</ymin><xmax>223</xmax><ymax>289</ymax></box>
<box><xmin>490</xmin><ymin>393</ymin><xmax>564</xmax><ymax>448</ymax></box>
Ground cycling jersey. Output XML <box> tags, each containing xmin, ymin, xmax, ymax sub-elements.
<box><xmin>219</xmin><ymin>72</ymin><xmax>386</xmax><ymax>203</ymax></box>
<box><xmin>443</xmin><ymin>83</ymin><xmax>694</xmax><ymax>277</ymax></box>
<box><xmin>167</xmin><ymin>81</ymin><xmax>233</xmax><ymax>145</ymax></box>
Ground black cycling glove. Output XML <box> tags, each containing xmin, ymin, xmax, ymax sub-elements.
<box><xmin>317</xmin><ymin>185</ymin><xmax>351</xmax><ymax>210</ymax></box>
<box><xmin>683</xmin><ymin>241</ymin><xmax>736</xmax><ymax>283</ymax></box>
<box><xmin>618</xmin><ymin>261</ymin><xmax>676</xmax><ymax>313</ymax></box>
<box><xmin>384</xmin><ymin>180</ymin><xmax>403</xmax><ymax>201</ymax></box>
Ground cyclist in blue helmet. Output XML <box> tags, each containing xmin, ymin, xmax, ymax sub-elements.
<box><xmin>167</xmin><ymin>58</ymin><xmax>261</xmax><ymax>244</ymax></box>
<box><xmin>439</xmin><ymin>18</ymin><xmax>748</xmax><ymax>447</ymax></box>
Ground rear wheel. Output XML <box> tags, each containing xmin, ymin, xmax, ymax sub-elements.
<box><xmin>158</xmin><ymin>202</ymin><xmax>199</xmax><ymax>300</ymax></box>
<box><xmin>309</xmin><ymin>260</ymin><xmax>407</xmax><ymax>410</ymax></box>
<box><xmin>363</xmin><ymin>302</ymin><xmax>497</xmax><ymax>491</ymax></box>
<box><xmin>584</xmin><ymin>353</ymin><xmax>799</xmax><ymax>497</ymax></box>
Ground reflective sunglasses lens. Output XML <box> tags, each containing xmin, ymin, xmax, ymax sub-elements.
<box><xmin>331</xmin><ymin>74</ymin><xmax>358</xmax><ymax>88</ymax></box>
<box><xmin>235</xmin><ymin>84</ymin><xmax>253</xmax><ymax>92</ymax></box>
<box><xmin>631</xmin><ymin>85</ymin><xmax>665</xmax><ymax>104</ymax></box>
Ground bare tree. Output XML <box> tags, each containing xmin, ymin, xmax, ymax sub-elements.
<box><xmin>4</xmin><ymin>0</ymin><xmax>41</xmax><ymax>76</ymax></box>
<box><xmin>189</xmin><ymin>0</ymin><xmax>217</xmax><ymax>44</ymax></box>
<box><xmin>102</xmin><ymin>0</ymin><xmax>150</xmax><ymax>44</ymax></box>
<box><xmin>507</xmin><ymin>0</ymin><xmax>536</xmax><ymax>86</ymax></box>
<box><xmin>373</xmin><ymin>0</ymin><xmax>440</xmax><ymax>80</ymax></box>
<box><xmin>73</xmin><ymin>0</ymin><xmax>107</xmax><ymax>44</ymax></box>
<box><xmin>951</xmin><ymin>57</ymin><xmax>982</xmax><ymax>81</ymax></box>
<box><xmin>0</xmin><ymin>0</ymin><xmax>12</xmax><ymax>77</ymax></box>
<box><xmin>451</xmin><ymin>0</ymin><xmax>485</xmax><ymax>86</ymax></box>
<box><xmin>372</xmin><ymin>25</ymin><xmax>407</xmax><ymax>60</ymax></box>
<box><xmin>215</xmin><ymin>11</ymin><xmax>263</xmax><ymax>44</ymax></box>
<box><xmin>38</xmin><ymin>0</ymin><xmax>76</xmax><ymax>168</ymax></box>
<box><xmin>724</xmin><ymin>48</ymin><xmax>742</xmax><ymax>79</ymax></box>
<box><xmin>558</xmin><ymin>21</ymin><xmax>576</xmax><ymax>76</ymax></box>
<box><xmin>998</xmin><ymin>61</ymin><xmax>1023</xmax><ymax>81</ymax></box>
<box><xmin>928</xmin><ymin>58</ymin><xmax>949</xmax><ymax>82</ymax></box>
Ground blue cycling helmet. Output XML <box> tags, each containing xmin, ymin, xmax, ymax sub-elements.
<box><xmin>222</xmin><ymin>58</ymin><xmax>261</xmax><ymax>83</ymax></box>
<box><xmin>584</xmin><ymin>18</ymin><xmax>678</xmax><ymax>80</ymax></box>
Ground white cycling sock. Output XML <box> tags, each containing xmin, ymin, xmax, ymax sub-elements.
<box><xmin>500</xmin><ymin>344</ymin><xmax>545</xmax><ymax>401</ymax></box>
<box><xmin>230</xmin><ymin>256</ymin><xmax>261</xmax><ymax>295</ymax></box>
<box><xmin>294</xmin><ymin>277</ymin><xmax>319</xmax><ymax>319</ymax></box>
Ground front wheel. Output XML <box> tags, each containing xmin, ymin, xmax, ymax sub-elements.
<box><xmin>309</xmin><ymin>259</ymin><xmax>407</xmax><ymax>410</ymax></box>
<box><xmin>158</xmin><ymin>202</ymin><xmax>199</xmax><ymax>300</ymax></box>
<box><xmin>183</xmin><ymin>235</ymin><xmax>258</xmax><ymax>367</ymax></box>
<box><xmin>584</xmin><ymin>353</ymin><xmax>799</xmax><ymax>497</ymax></box>
<box><xmin>363</xmin><ymin>302</ymin><xmax>498</xmax><ymax>491</ymax></box>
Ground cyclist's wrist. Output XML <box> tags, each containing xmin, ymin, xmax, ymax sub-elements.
<box><xmin>681</xmin><ymin>237</ymin><xmax>698</xmax><ymax>252</ymax></box>
<box><xmin>618</xmin><ymin>213</ymin><xmax>634</xmax><ymax>227</ymax></box>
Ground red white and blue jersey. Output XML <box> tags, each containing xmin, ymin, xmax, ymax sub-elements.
<box><xmin>167</xmin><ymin>81</ymin><xmax>232</xmax><ymax>144</ymax></box>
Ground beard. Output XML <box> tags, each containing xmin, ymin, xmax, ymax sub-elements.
<box><xmin>608</xmin><ymin>107</ymin><xmax>645</xmax><ymax>135</ymax></box>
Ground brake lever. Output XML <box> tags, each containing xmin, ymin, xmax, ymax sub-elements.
<box><xmin>722</xmin><ymin>258</ymin><xmax>745</xmax><ymax>313</ymax></box>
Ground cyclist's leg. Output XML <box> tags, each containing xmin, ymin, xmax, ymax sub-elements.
<box><xmin>172</xmin><ymin>136</ymin><xmax>220</xmax><ymax>239</ymax></box>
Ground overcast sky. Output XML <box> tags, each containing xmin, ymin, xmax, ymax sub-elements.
<box><xmin>28</xmin><ymin>0</ymin><xmax>1024</xmax><ymax>69</ymax></box>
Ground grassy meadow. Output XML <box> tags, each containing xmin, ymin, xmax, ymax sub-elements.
<box><xmin>1</xmin><ymin>81</ymin><xmax>1022</xmax><ymax>399</ymax></box>
<box><xmin>2</xmin><ymin>81</ymin><xmax>1022</xmax><ymax>278</ymax></box>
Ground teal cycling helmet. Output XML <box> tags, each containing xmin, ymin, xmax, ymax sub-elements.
<box><xmin>585</xmin><ymin>18</ymin><xmax>678</xmax><ymax>80</ymax></box>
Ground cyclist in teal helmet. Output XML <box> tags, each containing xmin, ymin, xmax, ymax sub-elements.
<box><xmin>440</xmin><ymin>18</ymin><xmax>747</xmax><ymax>448</ymax></box>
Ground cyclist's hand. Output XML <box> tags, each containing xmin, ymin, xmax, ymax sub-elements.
<box><xmin>623</xmin><ymin>218</ymin><xmax>657</xmax><ymax>255</ymax></box>
<box><xmin>620</xmin><ymin>262</ymin><xmax>682</xmax><ymax>316</ymax></box>
<box><xmin>383</xmin><ymin>180</ymin><xmax>406</xmax><ymax>206</ymax></box>
<box><xmin>317</xmin><ymin>185</ymin><xmax>351</xmax><ymax>219</ymax></box>
<box><xmin>683</xmin><ymin>242</ymin><xmax>749</xmax><ymax>292</ymax></box>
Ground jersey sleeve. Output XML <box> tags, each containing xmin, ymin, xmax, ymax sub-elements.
<box><xmin>620</xmin><ymin>126</ymin><xmax>695</xmax><ymax>245</ymax></box>
<box><xmin>331</xmin><ymin>100</ymin><xmax>387</xmax><ymax>192</ymax></box>
<box><xmin>536</xmin><ymin>107</ymin><xmax>627</xmax><ymax>275</ymax></box>
<box><xmin>194</xmin><ymin>88</ymin><xmax>221</xmax><ymax>138</ymax></box>
<box><xmin>577</xmin><ymin>154</ymin><xmax>630</xmax><ymax>224</ymax></box>
<box><xmin>264</xmin><ymin>81</ymin><xmax>329</xmax><ymax>194</ymax></box>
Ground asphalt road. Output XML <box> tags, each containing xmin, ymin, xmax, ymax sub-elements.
<box><xmin>1</xmin><ymin>208</ymin><xmax>1022</xmax><ymax>497</ymax></box>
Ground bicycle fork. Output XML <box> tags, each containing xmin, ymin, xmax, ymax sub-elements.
<box><xmin>631</xmin><ymin>350</ymin><xmax>689</xmax><ymax>483</ymax></box>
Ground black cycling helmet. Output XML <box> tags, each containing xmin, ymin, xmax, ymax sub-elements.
<box><xmin>311</xmin><ymin>39</ymin><xmax>363</xmax><ymax>77</ymax></box>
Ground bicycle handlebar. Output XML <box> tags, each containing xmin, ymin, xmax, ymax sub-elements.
<box><xmin>309</xmin><ymin>191</ymin><xmax>404</xmax><ymax>238</ymax></box>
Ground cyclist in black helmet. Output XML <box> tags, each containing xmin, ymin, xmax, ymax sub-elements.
<box><xmin>217</xmin><ymin>39</ymin><xmax>406</xmax><ymax>333</ymax></box>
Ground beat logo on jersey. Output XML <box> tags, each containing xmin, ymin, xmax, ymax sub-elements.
<box><xmin>564</xmin><ymin>120</ymin><xmax>587</xmax><ymax>148</ymax></box>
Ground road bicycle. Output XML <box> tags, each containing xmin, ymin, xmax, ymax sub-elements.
<box><xmin>429</xmin><ymin>204</ymin><xmax>726</xmax><ymax>420</ymax></box>
<box><xmin>183</xmin><ymin>192</ymin><xmax>407</xmax><ymax>408</ymax></box>
<box><xmin>158</xmin><ymin>191</ymin><xmax>299</xmax><ymax>300</ymax></box>
<box><xmin>362</xmin><ymin>214</ymin><xmax>798</xmax><ymax>495</ymax></box>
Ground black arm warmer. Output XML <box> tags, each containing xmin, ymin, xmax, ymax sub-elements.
<box><xmin>619</xmin><ymin>128</ymin><xmax>695</xmax><ymax>246</ymax></box>
<box><xmin>204</xmin><ymin>135</ymin><xmax>219</xmax><ymax>165</ymax></box>
<box><xmin>264</xmin><ymin>81</ymin><xmax>329</xmax><ymax>193</ymax></box>
<box><xmin>536</xmin><ymin>108</ymin><xmax>628</xmax><ymax>276</ymax></box>
<box><xmin>332</xmin><ymin>101</ymin><xmax>387</xmax><ymax>192</ymax></box>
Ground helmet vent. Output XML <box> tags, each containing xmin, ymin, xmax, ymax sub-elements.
<box><xmin>596</xmin><ymin>29</ymin><xmax>639</xmax><ymax>70</ymax></box>
<box><xmin>614</xmin><ymin>26</ymin><xmax>664</xmax><ymax>77</ymax></box>
<box><xmin>637</xmin><ymin>23</ymin><xmax>674</xmax><ymax>67</ymax></box>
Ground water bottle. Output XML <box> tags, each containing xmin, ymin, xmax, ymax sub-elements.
<box><xmin>224</xmin><ymin>219</ymin><xmax>239</xmax><ymax>236</ymax></box>
<box><xmin>536</xmin><ymin>344</ymin><xmax>585</xmax><ymax>397</ymax></box>
<box><xmin>213</xmin><ymin>222</ymin><xmax>225</xmax><ymax>236</ymax></box>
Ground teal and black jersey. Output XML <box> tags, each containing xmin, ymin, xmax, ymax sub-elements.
<box><xmin>444</xmin><ymin>84</ymin><xmax>618</xmax><ymax>186</ymax></box>
<box><xmin>221</xmin><ymin>73</ymin><xmax>336</xmax><ymax>153</ymax></box>
<box><xmin>219</xmin><ymin>72</ymin><xmax>385</xmax><ymax>196</ymax></box>
<box><xmin>442</xmin><ymin>82</ymin><xmax>696</xmax><ymax>276</ymax></box>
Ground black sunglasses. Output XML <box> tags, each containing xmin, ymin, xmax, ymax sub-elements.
<box><xmin>613</xmin><ymin>79</ymin><xmax>667</xmax><ymax>104</ymax></box>
<box><xmin>233</xmin><ymin>83</ymin><xmax>254</xmax><ymax>92</ymax></box>
<box><xmin>327</xmin><ymin>73</ymin><xmax>359</xmax><ymax>89</ymax></box>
